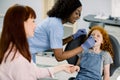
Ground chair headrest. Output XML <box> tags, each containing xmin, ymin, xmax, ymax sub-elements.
<box><xmin>89</xmin><ymin>22</ymin><xmax>105</xmax><ymax>29</ymax></box>
<box><xmin>109</xmin><ymin>34</ymin><xmax>120</xmax><ymax>67</ymax></box>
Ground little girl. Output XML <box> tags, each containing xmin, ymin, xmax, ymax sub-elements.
<box><xmin>75</xmin><ymin>26</ymin><xmax>114</xmax><ymax>80</ymax></box>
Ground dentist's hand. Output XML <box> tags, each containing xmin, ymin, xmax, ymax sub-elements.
<box><xmin>72</xmin><ymin>29</ymin><xmax>87</xmax><ymax>40</ymax></box>
<box><xmin>81</xmin><ymin>35</ymin><xmax>95</xmax><ymax>50</ymax></box>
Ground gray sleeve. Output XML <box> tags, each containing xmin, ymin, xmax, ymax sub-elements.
<box><xmin>103</xmin><ymin>51</ymin><xmax>113</xmax><ymax>66</ymax></box>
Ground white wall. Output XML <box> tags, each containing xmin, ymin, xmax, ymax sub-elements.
<box><xmin>0</xmin><ymin>0</ymin><xmax>44</xmax><ymax>31</ymax></box>
<box><xmin>77</xmin><ymin>0</ymin><xmax>112</xmax><ymax>31</ymax></box>
<box><xmin>112</xmin><ymin>0</ymin><xmax>120</xmax><ymax>17</ymax></box>
<box><xmin>0</xmin><ymin>0</ymin><xmax>114</xmax><ymax>32</ymax></box>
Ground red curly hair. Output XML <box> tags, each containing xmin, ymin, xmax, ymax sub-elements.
<box><xmin>88</xmin><ymin>26</ymin><xmax>114</xmax><ymax>59</ymax></box>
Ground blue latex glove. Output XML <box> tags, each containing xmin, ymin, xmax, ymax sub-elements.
<box><xmin>81</xmin><ymin>35</ymin><xmax>95</xmax><ymax>50</ymax></box>
<box><xmin>72</xmin><ymin>29</ymin><xmax>87</xmax><ymax>40</ymax></box>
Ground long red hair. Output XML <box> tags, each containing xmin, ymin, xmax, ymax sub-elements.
<box><xmin>0</xmin><ymin>4</ymin><xmax>36</xmax><ymax>64</ymax></box>
<box><xmin>88</xmin><ymin>26</ymin><xmax>114</xmax><ymax>59</ymax></box>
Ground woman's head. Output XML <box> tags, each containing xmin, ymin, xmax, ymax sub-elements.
<box><xmin>47</xmin><ymin>0</ymin><xmax>82</xmax><ymax>23</ymax></box>
<box><xmin>3</xmin><ymin>4</ymin><xmax>36</xmax><ymax>38</ymax></box>
<box><xmin>0</xmin><ymin>4</ymin><xmax>36</xmax><ymax>63</ymax></box>
<box><xmin>88</xmin><ymin>26</ymin><xmax>114</xmax><ymax>58</ymax></box>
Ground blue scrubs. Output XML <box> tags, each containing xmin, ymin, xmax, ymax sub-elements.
<box><xmin>28</xmin><ymin>17</ymin><xmax>64</xmax><ymax>62</ymax></box>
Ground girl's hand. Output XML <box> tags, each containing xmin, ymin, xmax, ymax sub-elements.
<box><xmin>70</xmin><ymin>66</ymin><xmax>80</xmax><ymax>73</ymax></box>
<box><xmin>62</xmin><ymin>64</ymin><xmax>74</xmax><ymax>73</ymax></box>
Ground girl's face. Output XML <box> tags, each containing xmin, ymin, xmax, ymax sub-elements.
<box><xmin>91</xmin><ymin>30</ymin><xmax>103</xmax><ymax>47</ymax></box>
<box><xmin>24</xmin><ymin>18</ymin><xmax>36</xmax><ymax>38</ymax></box>
<box><xmin>68</xmin><ymin>6</ymin><xmax>82</xmax><ymax>24</ymax></box>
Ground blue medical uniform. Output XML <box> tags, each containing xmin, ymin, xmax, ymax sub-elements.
<box><xmin>28</xmin><ymin>17</ymin><xmax>64</xmax><ymax>62</ymax></box>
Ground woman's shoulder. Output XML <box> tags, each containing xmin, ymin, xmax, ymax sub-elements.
<box><xmin>49</xmin><ymin>17</ymin><xmax>62</xmax><ymax>24</ymax></box>
<box><xmin>40</xmin><ymin>17</ymin><xmax>62</xmax><ymax>27</ymax></box>
<box><xmin>43</xmin><ymin>17</ymin><xmax>61</xmax><ymax>22</ymax></box>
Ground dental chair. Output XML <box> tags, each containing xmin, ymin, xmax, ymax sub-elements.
<box><xmin>109</xmin><ymin>34</ymin><xmax>120</xmax><ymax>76</ymax></box>
<box><xmin>65</xmin><ymin>22</ymin><xmax>120</xmax><ymax>80</ymax></box>
<box><xmin>65</xmin><ymin>35</ymin><xmax>86</xmax><ymax>80</ymax></box>
<box><xmin>65</xmin><ymin>35</ymin><xmax>86</xmax><ymax>65</ymax></box>
<box><xmin>89</xmin><ymin>22</ymin><xmax>105</xmax><ymax>29</ymax></box>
